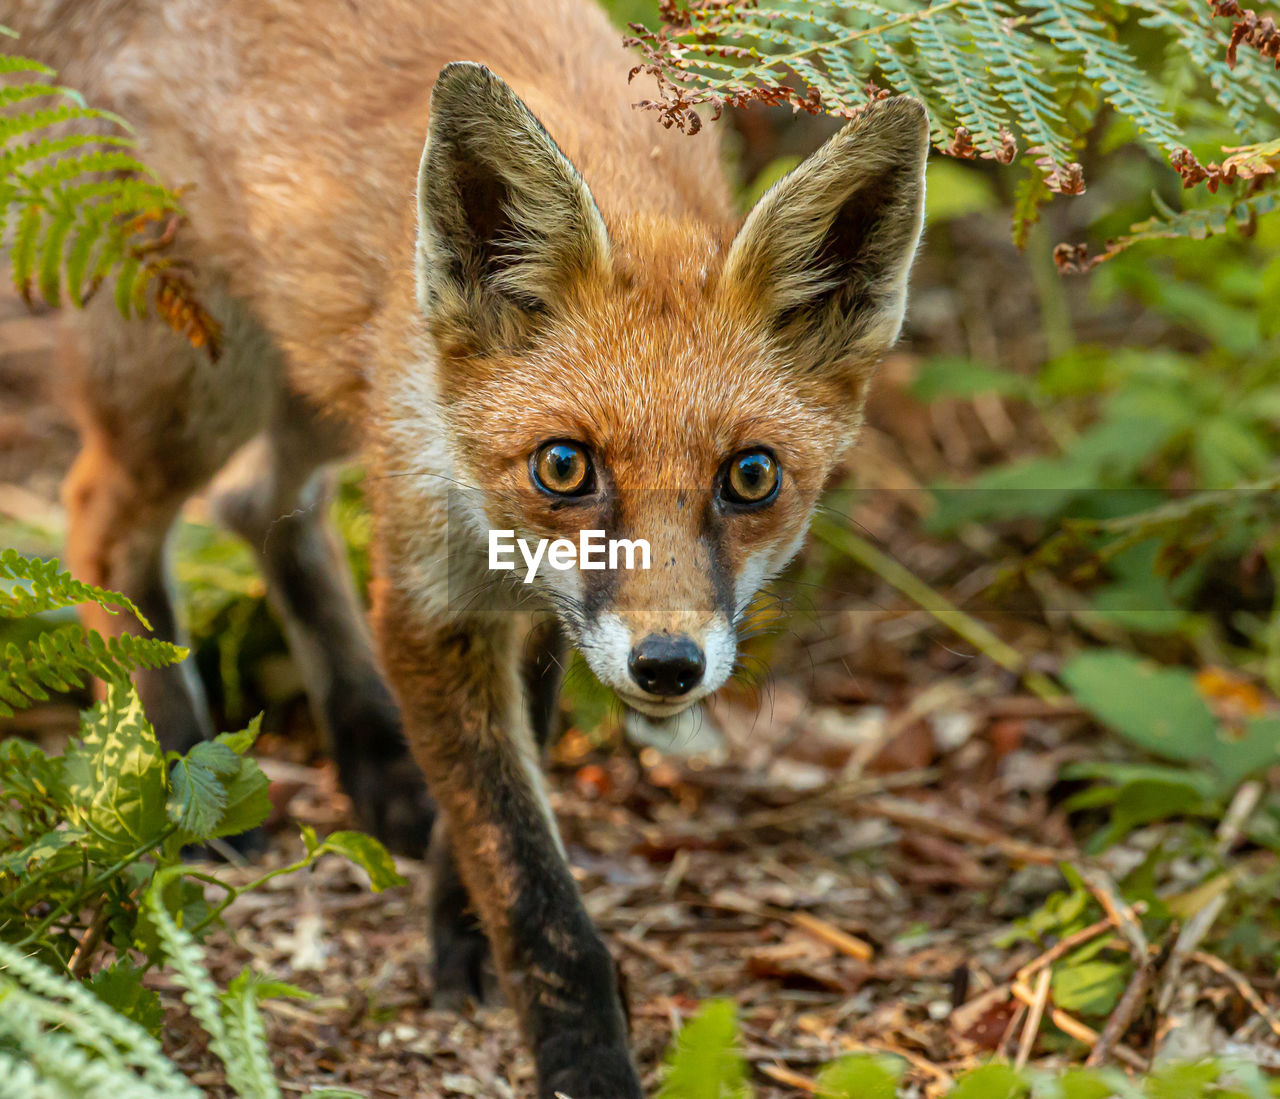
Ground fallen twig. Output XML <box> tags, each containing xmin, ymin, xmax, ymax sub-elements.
<box><xmin>856</xmin><ymin>795</ymin><xmax>1075</xmax><ymax>865</ymax></box>
<box><xmin>1086</xmin><ymin>954</ymin><xmax>1155</xmax><ymax>1068</ymax></box>
<box><xmin>1012</xmin><ymin>979</ymin><xmax>1146</xmax><ymax>1069</ymax></box>
<box><xmin>1190</xmin><ymin>950</ymin><xmax>1280</xmax><ymax>1041</ymax></box>
<box><xmin>1014</xmin><ymin>909</ymin><xmax>1142</xmax><ymax>985</ymax></box>
<box><xmin>812</xmin><ymin>518</ymin><xmax>1065</xmax><ymax>702</ymax></box>
<box><xmin>1080</xmin><ymin>865</ymin><xmax>1148</xmax><ymax>962</ymax></box>
<box><xmin>1015</xmin><ymin>968</ymin><xmax>1051</xmax><ymax>1069</ymax></box>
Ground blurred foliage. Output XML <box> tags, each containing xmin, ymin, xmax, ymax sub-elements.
<box><xmin>0</xmin><ymin>550</ymin><xmax>403</xmax><ymax>1028</ymax></box>
<box><xmin>624</xmin><ymin>0</ymin><xmax>1280</xmax><ymax>261</ymax></box>
<box><xmin>0</xmin><ymin>882</ymin><xmax>363</xmax><ymax>1098</ymax></box>
<box><xmin>0</xmin><ymin>29</ymin><xmax>219</xmax><ymax>352</ymax></box>
<box><xmin>657</xmin><ymin>1000</ymin><xmax>1280</xmax><ymax>1098</ymax></box>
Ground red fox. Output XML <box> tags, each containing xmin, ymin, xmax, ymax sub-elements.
<box><xmin>8</xmin><ymin>1</ymin><xmax>927</xmax><ymax>1093</ymax></box>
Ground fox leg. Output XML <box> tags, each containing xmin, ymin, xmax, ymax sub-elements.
<box><xmin>211</xmin><ymin>393</ymin><xmax>433</xmax><ymax>857</ymax></box>
<box><xmin>376</xmin><ymin>594</ymin><xmax>638</xmax><ymax>1099</ymax></box>
<box><xmin>429</xmin><ymin>616</ymin><xmax>567</xmax><ymax>1006</ymax></box>
<box><xmin>59</xmin><ymin>301</ymin><xmax>270</xmax><ymax>755</ymax></box>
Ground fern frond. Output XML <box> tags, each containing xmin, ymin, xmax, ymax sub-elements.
<box><xmin>1025</xmin><ymin>0</ymin><xmax>1181</xmax><ymax>153</ymax></box>
<box><xmin>963</xmin><ymin>0</ymin><xmax>1076</xmax><ymax>182</ymax></box>
<box><xmin>1133</xmin><ymin>0</ymin><xmax>1280</xmax><ymax>136</ymax></box>
<box><xmin>0</xmin><ymin>104</ymin><xmax>125</xmax><ymax>144</ymax></box>
<box><xmin>1</xmin><ymin>43</ymin><xmax>217</xmax><ymax>352</ymax></box>
<box><xmin>220</xmin><ymin>973</ymin><xmax>284</xmax><ymax>1099</ymax></box>
<box><xmin>0</xmin><ymin>131</ymin><xmax>133</xmax><ymax>179</ymax></box>
<box><xmin>1059</xmin><ymin>187</ymin><xmax>1280</xmax><ymax>269</ymax></box>
<box><xmin>144</xmin><ymin>876</ymin><xmax>235</xmax><ymax>1073</ymax></box>
<box><xmin>0</xmin><ymin>941</ymin><xmax>200</xmax><ymax>1095</ymax></box>
<box><xmin>0</xmin><ymin>627</ymin><xmax>186</xmax><ymax>717</ymax></box>
<box><xmin>909</xmin><ymin>16</ymin><xmax>1011</xmax><ymax>159</ymax></box>
<box><xmin>0</xmin><ymin>549</ymin><xmax>145</xmax><ymax>621</ymax></box>
<box><xmin>0</xmin><ymin>54</ymin><xmax>55</xmax><ymax>78</ymax></box>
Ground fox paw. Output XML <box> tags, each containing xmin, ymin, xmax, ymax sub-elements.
<box><xmin>539</xmin><ymin>1048</ymin><xmax>642</xmax><ymax>1099</ymax></box>
<box><xmin>431</xmin><ymin>917</ymin><xmax>499</xmax><ymax>1011</ymax></box>
<box><xmin>344</xmin><ymin>753</ymin><xmax>435</xmax><ymax>858</ymax></box>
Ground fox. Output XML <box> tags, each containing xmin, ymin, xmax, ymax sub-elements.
<box><xmin>6</xmin><ymin>0</ymin><xmax>928</xmax><ymax>1093</ymax></box>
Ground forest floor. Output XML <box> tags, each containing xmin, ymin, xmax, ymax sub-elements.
<box><xmin>3</xmin><ymin>263</ymin><xmax>1277</xmax><ymax>1097</ymax></box>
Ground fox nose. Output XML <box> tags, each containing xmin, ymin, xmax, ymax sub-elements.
<box><xmin>628</xmin><ymin>634</ymin><xmax>705</xmax><ymax>697</ymax></box>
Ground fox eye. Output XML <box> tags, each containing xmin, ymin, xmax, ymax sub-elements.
<box><xmin>722</xmin><ymin>449</ymin><xmax>780</xmax><ymax>507</ymax></box>
<box><xmin>531</xmin><ymin>441</ymin><xmax>593</xmax><ymax>497</ymax></box>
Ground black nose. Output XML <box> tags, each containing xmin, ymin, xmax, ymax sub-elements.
<box><xmin>628</xmin><ymin>634</ymin><xmax>705</xmax><ymax>697</ymax></box>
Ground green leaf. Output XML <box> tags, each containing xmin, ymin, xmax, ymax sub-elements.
<box><xmin>1211</xmin><ymin>716</ymin><xmax>1280</xmax><ymax>789</ymax></box>
<box><xmin>816</xmin><ymin>1054</ymin><xmax>902</xmax><ymax>1099</ymax></box>
<box><xmin>949</xmin><ymin>1064</ymin><xmax>1029</xmax><ymax>1099</ymax></box>
<box><xmin>64</xmin><ymin>682</ymin><xmax>169</xmax><ymax>858</ymax></box>
<box><xmin>168</xmin><ymin>750</ymin><xmax>229</xmax><ymax>839</ymax></box>
<box><xmin>318</xmin><ymin>831</ymin><xmax>407</xmax><ymax>893</ymax></box>
<box><xmin>168</xmin><ymin>718</ymin><xmax>270</xmax><ymax>842</ymax></box>
<box><xmin>658</xmin><ymin>998</ymin><xmax>753</xmax><ymax>1099</ymax></box>
<box><xmin>1051</xmin><ymin>960</ymin><xmax>1127</xmax><ymax>1017</ymax></box>
<box><xmin>1061</xmin><ymin>651</ymin><xmax>1218</xmax><ymax>764</ymax></box>
<box><xmin>86</xmin><ymin>958</ymin><xmax>165</xmax><ymax>1036</ymax></box>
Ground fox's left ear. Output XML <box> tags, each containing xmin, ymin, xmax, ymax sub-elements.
<box><xmin>722</xmin><ymin>96</ymin><xmax>928</xmax><ymax>392</ymax></box>
<box><xmin>417</xmin><ymin>62</ymin><xmax>611</xmax><ymax>354</ymax></box>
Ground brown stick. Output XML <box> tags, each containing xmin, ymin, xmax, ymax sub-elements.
<box><xmin>68</xmin><ymin>908</ymin><xmax>110</xmax><ymax>979</ymax></box>
<box><xmin>1085</xmin><ymin>957</ymin><xmax>1155</xmax><ymax>1068</ymax></box>
<box><xmin>1016</xmin><ymin>968</ymin><xmax>1051</xmax><ymax>1070</ymax></box>
<box><xmin>1011</xmin><ymin>980</ymin><xmax>1147</xmax><ymax>1070</ymax></box>
<box><xmin>1014</xmin><ymin>909</ymin><xmax>1144</xmax><ymax>985</ymax></box>
<box><xmin>856</xmin><ymin>795</ymin><xmax>1074</xmax><ymax>865</ymax></box>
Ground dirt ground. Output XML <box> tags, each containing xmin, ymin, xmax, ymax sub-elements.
<box><xmin>2</xmin><ymin>258</ymin><xmax>1276</xmax><ymax>1097</ymax></box>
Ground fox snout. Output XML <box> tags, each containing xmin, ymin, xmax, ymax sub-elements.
<box><xmin>574</xmin><ymin>607</ymin><xmax>739</xmax><ymax>718</ymax></box>
<box><xmin>628</xmin><ymin>633</ymin><xmax>704</xmax><ymax>696</ymax></box>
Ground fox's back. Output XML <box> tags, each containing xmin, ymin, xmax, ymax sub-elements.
<box><xmin>12</xmin><ymin>0</ymin><xmax>731</xmax><ymax>411</ymax></box>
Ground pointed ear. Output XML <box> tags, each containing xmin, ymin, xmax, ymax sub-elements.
<box><xmin>721</xmin><ymin>96</ymin><xmax>928</xmax><ymax>388</ymax></box>
<box><xmin>416</xmin><ymin>62</ymin><xmax>610</xmax><ymax>353</ymax></box>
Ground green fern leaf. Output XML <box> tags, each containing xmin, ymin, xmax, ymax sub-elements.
<box><xmin>11</xmin><ymin>202</ymin><xmax>42</xmax><ymax>296</ymax></box>
<box><xmin>1087</xmin><ymin>188</ymin><xmax>1280</xmax><ymax>264</ymax></box>
<box><xmin>18</xmin><ymin>149</ymin><xmax>156</xmax><ymax>196</ymax></box>
<box><xmin>0</xmin><ymin>627</ymin><xmax>185</xmax><ymax>718</ymax></box>
<box><xmin>1025</xmin><ymin>0</ymin><xmax>1180</xmax><ymax>153</ymax></box>
<box><xmin>0</xmin><ymin>82</ymin><xmax>79</xmax><ymax>109</ymax></box>
<box><xmin>37</xmin><ymin>206</ymin><xmax>73</xmax><ymax>306</ymax></box>
<box><xmin>0</xmin><ymin>54</ymin><xmax>55</xmax><ymax>77</ymax></box>
<box><xmin>145</xmin><ymin>870</ymin><xmax>235</xmax><ymax>1071</ymax></box>
<box><xmin>910</xmin><ymin>17</ymin><xmax>1010</xmax><ymax>159</ymax></box>
<box><xmin>0</xmin><ymin>940</ymin><xmax>202</xmax><ymax>1096</ymax></box>
<box><xmin>1132</xmin><ymin>0</ymin><xmax>1274</xmax><ymax>136</ymax></box>
<box><xmin>962</xmin><ymin>0</ymin><xmax>1074</xmax><ymax>177</ymax></box>
<box><xmin>114</xmin><ymin>253</ymin><xmax>141</xmax><ymax>318</ymax></box>
<box><xmin>0</xmin><ymin>104</ymin><xmax>126</xmax><ymax>144</ymax></box>
<box><xmin>0</xmin><ymin>132</ymin><xmax>133</xmax><ymax>179</ymax></box>
<box><xmin>220</xmin><ymin>970</ymin><xmax>284</xmax><ymax>1099</ymax></box>
<box><xmin>0</xmin><ymin>548</ymin><xmax>146</xmax><ymax>621</ymax></box>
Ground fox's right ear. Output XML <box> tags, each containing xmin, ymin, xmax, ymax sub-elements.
<box><xmin>417</xmin><ymin>62</ymin><xmax>611</xmax><ymax>354</ymax></box>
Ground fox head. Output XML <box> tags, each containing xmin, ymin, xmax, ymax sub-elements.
<box><xmin>410</xmin><ymin>62</ymin><xmax>927</xmax><ymax>719</ymax></box>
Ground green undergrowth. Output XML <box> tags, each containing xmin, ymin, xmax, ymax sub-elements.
<box><xmin>658</xmin><ymin>1000</ymin><xmax>1280</xmax><ymax>1099</ymax></box>
<box><xmin>1</xmin><ymin>549</ymin><xmax>401</xmax><ymax>1094</ymax></box>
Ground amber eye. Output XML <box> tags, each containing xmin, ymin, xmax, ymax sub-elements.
<box><xmin>722</xmin><ymin>449</ymin><xmax>780</xmax><ymax>506</ymax></box>
<box><xmin>531</xmin><ymin>441</ymin><xmax>593</xmax><ymax>497</ymax></box>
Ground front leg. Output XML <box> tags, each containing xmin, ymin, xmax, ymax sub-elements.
<box><xmin>376</xmin><ymin>594</ymin><xmax>639</xmax><ymax>1099</ymax></box>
